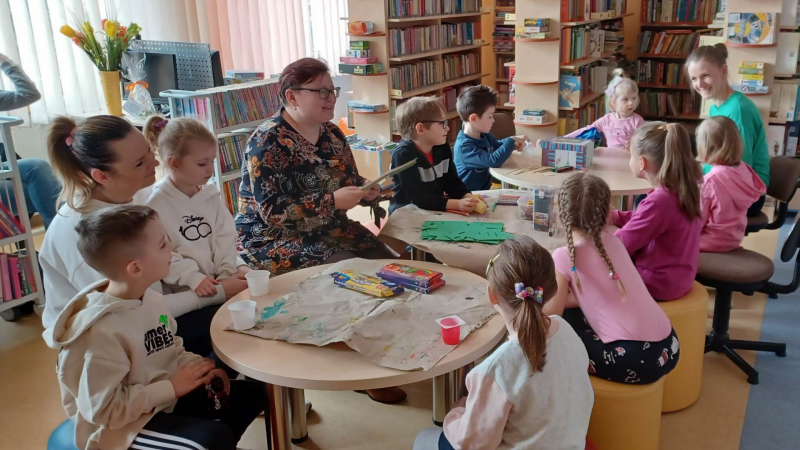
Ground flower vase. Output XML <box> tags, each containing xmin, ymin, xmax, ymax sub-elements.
<box><xmin>98</xmin><ymin>70</ymin><xmax>123</xmax><ymax>116</ymax></box>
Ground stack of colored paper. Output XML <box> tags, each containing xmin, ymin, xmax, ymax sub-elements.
<box><xmin>377</xmin><ymin>263</ymin><xmax>446</xmax><ymax>294</ymax></box>
<box><xmin>421</xmin><ymin>221</ymin><xmax>514</xmax><ymax>244</ymax></box>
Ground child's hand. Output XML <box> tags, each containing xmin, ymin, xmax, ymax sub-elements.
<box><xmin>195</xmin><ymin>277</ymin><xmax>220</xmax><ymax>297</ymax></box>
<box><xmin>204</xmin><ymin>369</ymin><xmax>231</xmax><ymax>396</ymax></box>
<box><xmin>220</xmin><ymin>274</ymin><xmax>249</xmax><ymax>300</ymax></box>
<box><xmin>237</xmin><ymin>265</ymin><xmax>252</xmax><ymax>275</ymax></box>
<box><xmin>511</xmin><ymin>135</ymin><xmax>528</xmax><ymax>152</ymax></box>
<box><xmin>457</xmin><ymin>197</ymin><xmax>479</xmax><ymax>213</ymax></box>
<box><xmin>170</xmin><ymin>358</ymin><xmax>216</xmax><ymax>398</ymax></box>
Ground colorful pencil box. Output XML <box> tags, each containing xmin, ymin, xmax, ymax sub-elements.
<box><xmin>377</xmin><ymin>264</ymin><xmax>444</xmax><ymax>288</ymax></box>
<box><xmin>330</xmin><ymin>271</ymin><xmax>404</xmax><ymax>297</ymax></box>
<box><xmin>392</xmin><ymin>278</ymin><xmax>446</xmax><ymax>294</ymax></box>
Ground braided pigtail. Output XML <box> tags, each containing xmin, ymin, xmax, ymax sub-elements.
<box><xmin>562</xmin><ymin>208</ymin><xmax>583</xmax><ymax>294</ymax></box>
<box><xmin>590</xmin><ymin>227</ymin><xmax>628</xmax><ymax>301</ymax></box>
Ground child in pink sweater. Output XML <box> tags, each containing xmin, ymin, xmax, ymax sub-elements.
<box><xmin>696</xmin><ymin>116</ymin><xmax>766</xmax><ymax>252</ymax></box>
<box><xmin>565</xmin><ymin>69</ymin><xmax>644</xmax><ymax>148</ymax></box>
<box><xmin>612</xmin><ymin>122</ymin><xmax>704</xmax><ymax>301</ymax></box>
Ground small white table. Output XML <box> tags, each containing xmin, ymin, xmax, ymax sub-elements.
<box><xmin>210</xmin><ymin>260</ymin><xmax>506</xmax><ymax>450</ymax></box>
<box><xmin>490</xmin><ymin>146</ymin><xmax>652</xmax><ymax>198</ymax></box>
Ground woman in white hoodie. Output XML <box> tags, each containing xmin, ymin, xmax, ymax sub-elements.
<box><xmin>143</xmin><ymin>116</ymin><xmax>251</xmax><ymax>297</ymax></box>
<box><xmin>42</xmin><ymin>115</ymin><xmax>248</xmax><ymax>358</ymax></box>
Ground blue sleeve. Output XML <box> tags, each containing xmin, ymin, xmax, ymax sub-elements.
<box><xmin>458</xmin><ymin>138</ymin><xmax>515</xmax><ymax>169</ymax></box>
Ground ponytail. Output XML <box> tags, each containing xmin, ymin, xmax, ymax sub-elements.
<box><xmin>47</xmin><ymin>115</ymin><xmax>135</xmax><ymax>212</ymax></box>
<box><xmin>142</xmin><ymin>115</ymin><xmax>215</xmax><ymax>161</ymax></box>
<box><xmin>631</xmin><ymin>122</ymin><xmax>702</xmax><ymax>219</ymax></box>
<box><xmin>486</xmin><ymin>236</ymin><xmax>557</xmax><ymax>373</ymax></box>
<box><xmin>143</xmin><ymin>114</ymin><xmax>167</xmax><ymax>152</ymax></box>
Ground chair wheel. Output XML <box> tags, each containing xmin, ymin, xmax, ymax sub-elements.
<box><xmin>0</xmin><ymin>307</ymin><xmax>22</xmax><ymax>322</ymax></box>
<box><xmin>747</xmin><ymin>375</ymin><xmax>759</xmax><ymax>385</ymax></box>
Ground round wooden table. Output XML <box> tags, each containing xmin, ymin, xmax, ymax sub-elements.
<box><xmin>211</xmin><ymin>260</ymin><xmax>506</xmax><ymax>450</ymax></box>
<box><xmin>490</xmin><ymin>146</ymin><xmax>652</xmax><ymax>197</ymax></box>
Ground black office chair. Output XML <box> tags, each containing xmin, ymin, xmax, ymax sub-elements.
<box><xmin>746</xmin><ymin>156</ymin><xmax>800</xmax><ymax>235</ymax></box>
<box><xmin>695</xmin><ymin>216</ymin><xmax>800</xmax><ymax>384</ymax></box>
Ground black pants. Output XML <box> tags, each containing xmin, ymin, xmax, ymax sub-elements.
<box><xmin>131</xmin><ymin>380</ymin><xmax>267</xmax><ymax>450</ymax></box>
<box><xmin>175</xmin><ymin>305</ymin><xmax>237</xmax><ymax>378</ymax></box>
<box><xmin>747</xmin><ymin>195</ymin><xmax>766</xmax><ymax>218</ymax></box>
<box><xmin>563</xmin><ymin>308</ymin><xmax>680</xmax><ymax>384</ymax></box>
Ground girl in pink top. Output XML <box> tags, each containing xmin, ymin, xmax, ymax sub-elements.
<box><xmin>565</xmin><ymin>69</ymin><xmax>644</xmax><ymax>148</ymax></box>
<box><xmin>697</xmin><ymin>116</ymin><xmax>766</xmax><ymax>252</ymax></box>
<box><xmin>612</xmin><ymin>122</ymin><xmax>704</xmax><ymax>301</ymax></box>
<box><xmin>546</xmin><ymin>173</ymin><xmax>678</xmax><ymax>384</ymax></box>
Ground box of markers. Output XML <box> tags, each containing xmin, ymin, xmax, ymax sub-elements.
<box><xmin>377</xmin><ymin>263</ymin><xmax>446</xmax><ymax>293</ymax></box>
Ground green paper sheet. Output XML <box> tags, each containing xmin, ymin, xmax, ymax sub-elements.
<box><xmin>421</xmin><ymin>221</ymin><xmax>514</xmax><ymax>244</ymax></box>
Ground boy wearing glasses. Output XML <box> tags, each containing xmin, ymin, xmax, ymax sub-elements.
<box><xmin>453</xmin><ymin>85</ymin><xmax>526</xmax><ymax>191</ymax></box>
<box><xmin>389</xmin><ymin>97</ymin><xmax>477</xmax><ymax>215</ymax></box>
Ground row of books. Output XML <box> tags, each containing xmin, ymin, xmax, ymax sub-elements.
<box><xmin>218</xmin><ymin>134</ymin><xmax>248</xmax><ymax>174</ymax></box>
<box><xmin>635</xmin><ymin>60</ymin><xmax>688</xmax><ymax>87</ymax></box>
<box><xmin>388</xmin><ymin>0</ymin><xmax>480</xmax><ymax>18</ymax></box>
<box><xmin>498</xmin><ymin>82</ymin><xmax>510</xmax><ymax>105</ymax></box>
<box><xmin>442</xmin><ymin>84</ymin><xmax>470</xmax><ymax>112</ymax></box>
<box><xmin>770</xmin><ymin>81</ymin><xmax>800</xmax><ymax>123</ymax></box>
<box><xmin>600</xmin><ymin>21</ymin><xmax>624</xmax><ymax>56</ymax></box>
<box><xmin>558</xmin><ymin>95</ymin><xmax>606</xmax><ymax>133</ymax></box>
<box><xmin>637</xmin><ymin>91</ymin><xmax>701</xmax><ymax>118</ymax></box>
<box><xmin>0</xmin><ymin>252</ymin><xmax>36</xmax><ymax>302</ymax></box>
<box><xmin>638</xmin><ymin>30</ymin><xmax>711</xmax><ymax>56</ymax></box>
<box><xmin>173</xmin><ymin>82</ymin><xmax>282</xmax><ymax>131</ymax></box>
<box><xmin>389</xmin><ymin>54</ymin><xmax>479</xmax><ymax>93</ymax></box>
<box><xmin>0</xmin><ymin>203</ymin><xmax>23</xmax><ymax>239</ymax></box>
<box><xmin>766</xmin><ymin>123</ymin><xmax>798</xmax><ymax>158</ymax></box>
<box><xmin>562</xmin><ymin>0</ymin><xmax>627</xmax><ymax>21</ymax></box>
<box><xmin>493</xmin><ymin>23</ymin><xmax>514</xmax><ymax>53</ymax></box>
<box><xmin>558</xmin><ymin>65</ymin><xmax>609</xmax><ymax>109</ymax></box>
<box><xmin>641</xmin><ymin>0</ymin><xmax>720</xmax><ymax>24</ymax></box>
<box><xmin>221</xmin><ymin>179</ymin><xmax>241</xmax><ymax>215</ymax></box>
<box><xmin>442</xmin><ymin>53</ymin><xmax>479</xmax><ymax>81</ymax></box>
<box><xmin>389</xmin><ymin>23</ymin><xmax>476</xmax><ymax>57</ymax></box>
<box><xmin>561</xmin><ymin>27</ymin><xmax>605</xmax><ymax>65</ymax></box>
<box><xmin>495</xmin><ymin>55</ymin><xmax>513</xmax><ymax>79</ymax></box>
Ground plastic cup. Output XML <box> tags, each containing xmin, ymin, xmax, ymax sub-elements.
<box><xmin>436</xmin><ymin>315</ymin><xmax>466</xmax><ymax>345</ymax></box>
<box><xmin>228</xmin><ymin>300</ymin><xmax>257</xmax><ymax>330</ymax></box>
<box><xmin>246</xmin><ymin>270</ymin><xmax>271</xmax><ymax>296</ymax></box>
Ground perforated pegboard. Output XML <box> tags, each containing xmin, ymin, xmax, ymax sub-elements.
<box><xmin>128</xmin><ymin>40</ymin><xmax>214</xmax><ymax>91</ymax></box>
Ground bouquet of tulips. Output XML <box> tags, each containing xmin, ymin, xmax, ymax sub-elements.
<box><xmin>60</xmin><ymin>15</ymin><xmax>142</xmax><ymax>72</ymax></box>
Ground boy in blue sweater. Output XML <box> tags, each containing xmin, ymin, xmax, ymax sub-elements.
<box><xmin>454</xmin><ymin>85</ymin><xmax>526</xmax><ymax>191</ymax></box>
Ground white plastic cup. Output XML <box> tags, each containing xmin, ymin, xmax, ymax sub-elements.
<box><xmin>246</xmin><ymin>270</ymin><xmax>271</xmax><ymax>296</ymax></box>
<box><xmin>228</xmin><ymin>300</ymin><xmax>257</xmax><ymax>330</ymax></box>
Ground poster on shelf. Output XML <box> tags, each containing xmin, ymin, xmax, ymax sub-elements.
<box><xmin>559</xmin><ymin>75</ymin><xmax>581</xmax><ymax>109</ymax></box>
<box><xmin>727</xmin><ymin>13</ymin><xmax>776</xmax><ymax>45</ymax></box>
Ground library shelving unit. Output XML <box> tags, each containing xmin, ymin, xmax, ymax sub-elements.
<box><xmin>161</xmin><ymin>79</ymin><xmax>282</xmax><ymax>215</ymax></box>
<box><xmin>493</xmin><ymin>1</ymin><xmax>515</xmax><ymax>111</ymax></box>
<box><xmin>0</xmin><ymin>117</ymin><xmax>44</xmax><ymax>322</ymax></box>
<box><xmin>344</xmin><ymin>0</ymin><xmax>490</xmax><ymax>180</ymax></box>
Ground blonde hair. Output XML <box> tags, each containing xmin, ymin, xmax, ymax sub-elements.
<box><xmin>47</xmin><ymin>115</ymin><xmax>136</xmax><ymax>213</ymax></box>
<box><xmin>143</xmin><ymin>115</ymin><xmax>216</xmax><ymax>161</ymax></box>
<box><xmin>395</xmin><ymin>97</ymin><xmax>446</xmax><ymax>140</ymax></box>
<box><xmin>486</xmin><ymin>236</ymin><xmax>557</xmax><ymax>373</ymax></box>
<box><xmin>697</xmin><ymin>116</ymin><xmax>743</xmax><ymax>166</ymax></box>
<box><xmin>606</xmin><ymin>68</ymin><xmax>639</xmax><ymax>113</ymax></box>
<box><xmin>558</xmin><ymin>173</ymin><xmax>627</xmax><ymax>300</ymax></box>
<box><xmin>631</xmin><ymin>122</ymin><xmax>703</xmax><ymax>218</ymax></box>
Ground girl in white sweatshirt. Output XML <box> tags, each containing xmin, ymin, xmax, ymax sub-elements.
<box><xmin>144</xmin><ymin>116</ymin><xmax>251</xmax><ymax>298</ymax></box>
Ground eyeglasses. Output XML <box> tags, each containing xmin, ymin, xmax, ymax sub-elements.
<box><xmin>292</xmin><ymin>87</ymin><xmax>341</xmax><ymax>99</ymax></box>
<box><xmin>421</xmin><ymin>119</ymin><xmax>448</xmax><ymax>128</ymax></box>
<box><xmin>485</xmin><ymin>254</ymin><xmax>500</xmax><ymax>277</ymax></box>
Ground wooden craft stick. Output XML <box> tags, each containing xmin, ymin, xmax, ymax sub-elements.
<box><xmin>360</xmin><ymin>160</ymin><xmax>417</xmax><ymax>191</ymax></box>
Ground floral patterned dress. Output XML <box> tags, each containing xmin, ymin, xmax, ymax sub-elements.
<box><xmin>235</xmin><ymin>111</ymin><xmax>382</xmax><ymax>275</ymax></box>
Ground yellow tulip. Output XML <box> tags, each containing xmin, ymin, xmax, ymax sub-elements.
<box><xmin>104</xmin><ymin>20</ymin><xmax>117</xmax><ymax>38</ymax></box>
<box><xmin>59</xmin><ymin>25</ymin><xmax>76</xmax><ymax>38</ymax></box>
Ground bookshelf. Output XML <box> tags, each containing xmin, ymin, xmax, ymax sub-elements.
<box><xmin>0</xmin><ymin>117</ymin><xmax>44</xmax><ymax>321</ymax></box>
<box><xmin>161</xmin><ymin>78</ymin><xmax>282</xmax><ymax>215</ymax></box>
<box><xmin>345</xmin><ymin>0</ymin><xmax>489</xmax><ymax>179</ymax></box>
<box><xmin>493</xmin><ymin>0</ymin><xmax>515</xmax><ymax>111</ymax></box>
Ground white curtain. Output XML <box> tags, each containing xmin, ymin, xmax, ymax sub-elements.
<box><xmin>0</xmin><ymin>0</ymin><xmax>348</xmax><ymax>123</ymax></box>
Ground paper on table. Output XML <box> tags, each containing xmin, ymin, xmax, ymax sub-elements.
<box><xmin>226</xmin><ymin>258</ymin><xmax>496</xmax><ymax>371</ymax></box>
<box><xmin>421</xmin><ymin>221</ymin><xmax>515</xmax><ymax>244</ymax></box>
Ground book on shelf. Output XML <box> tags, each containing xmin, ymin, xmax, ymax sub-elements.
<box><xmin>638</xmin><ymin>91</ymin><xmax>700</xmax><ymax>117</ymax></box>
<box><xmin>787</xmin><ymin>122</ymin><xmax>800</xmax><ymax>157</ymax></box>
<box><xmin>495</xmin><ymin>55</ymin><xmax>514</xmax><ymax>79</ymax></box>
<box><xmin>388</xmin><ymin>0</ymin><xmax>480</xmax><ymax>18</ymax></box>
<box><xmin>218</xmin><ymin>134</ymin><xmax>248</xmax><ymax>174</ymax></box>
<box><xmin>497</xmin><ymin>82</ymin><xmax>510</xmax><ymax>105</ymax></box>
<box><xmin>509</xmin><ymin>66</ymin><xmax>516</xmax><ymax>104</ymax></box>
<box><xmin>642</xmin><ymin>0</ymin><xmax>720</xmax><ymax>24</ymax></box>
<box><xmin>0</xmin><ymin>202</ymin><xmax>23</xmax><ymax>238</ymax></box>
<box><xmin>0</xmin><ymin>250</ymin><xmax>36</xmax><ymax>302</ymax></box>
<box><xmin>636</xmin><ymin>60</ymin><xmax>688</xmax><ymax>87</ymax></box>
<box><xmin>776</xmin><ymin>31</ymin><xmax>800</xmax><ymax>75</ymax></box>
<box><xmin>562</xmin><ymin>0</ymin><xmax>627</xmax><ymax>22</ymax></box>
<box><xmin>390</xmin><ymin>60</ymin><xmax>443</xmax><ymax>93</ymax></box>
<box><xmin>442</xmin><ymin>84</ymin><xmax>474</xmax><ymax>112</ymax></box>
<box><xmin>389</xmin><ymin>23</ymin><xmax>475</xmax><ymax>57</ymax></box>
<box><xmin>558</xmin><ymin>94</ymin><xmax>606</xmax><ymax>132</ymax></box>
<box><xmin>221</xmin><ymin>179</ymin><xmax>240</xmax><ymax>215</ymax></box>
<box><xmin>638</xmin><ymin>29</ymin><xmax>712</xmax><ymax>56</ymax></box>
<box><xmin>559</xmin><ymin>75</ymin><xmax>582</xmax><ymax>109</ymax></box>
<box><xmin>771</xmin><ymin>81</ymin><xmax>800</xmax><ymax>122</ymax></box>
<box><xmin>561</xmin><ymin>26</ymin><xmax>591</xmax><ymax>64</ymax></box>
<box><xmin>559</xmin><ymin>65</ymin><xmax>608</xmax><ymax>109</ymax></box>
<box><xmin>172</xmin><ymin>82</ymin><xmax>281</xmax><ymax>131</ymax></box>
<box><xmin>728</xmin><ymin>13</ymin><xmax>776</xmax><ymax>45</ymax></box>
<box><xmin>767</xmin><ymin>125</ymin><xmax>787</xmax><ymax>157</ymax></box>
<box><xmin>589</xmin><ymin>30</ymin><xmax>605</xmax><ymax>58</ymax></box>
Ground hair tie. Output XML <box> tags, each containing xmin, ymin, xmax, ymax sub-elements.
<box><xmin>65</xmin><ymin>127</ymin><xmax>77</xmax><ymax>147</ymax></box>
<box><xmin>155</xmin><ymin>119</ymin><xmax>169</xmax><ymax>129</ymax></box>
<box><xmin>605</xmin><ymin>77</ymin><xmax>623</xmax><ymax>96</ymax></box>
<box><xmin>609</xmin><ymin>271</ymin><xmax>619</xmax><ymax>281</ymax></box>
<box><xmin>514</xmin><ymin>282</ymin><xmax>542</xmax><ymax>303</ymax></box>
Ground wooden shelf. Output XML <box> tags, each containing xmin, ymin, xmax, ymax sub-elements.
<box><xmin>387</xmin><ymin>11</ymin><xmax>488</xmax><ymax>23</ymax></box>
<box><xmin>390</xmin><ymin>73</ymin><xmax>488</xmax><ymax>99</ymax></box>
<box><xmin>726</xmin><ymin>42</ymin><xmax>779</xmax><ymax>48</ymax></box>
<box><xmin>514</xmin><ymin>120</ymin><xmax>558</xmax><ymax>128</ymax></box>
<box><xmin>638</xmin><ymin>83</ymin><xmax>691</xmax><ymax>90</ymax></box>
<box><xmin>216</xmin><ymin>120</ymin><xmax>266</xmax><ymax>134</ymax></box>
<box><xmin>641</xmin><ymin>22</ymin><xmax>711</xmax><ymax>28</ymax></box>
<box><xmin>216</xmin><ymin>170</ymin><xmax>243</xmax><ymax>183</ymax></box>
<box><xmin>513</xmin><ymin>79</ymin><xmax>559</xmax><ymax>86</ymax></box>
<box><xmin>344</xmin><ymin>72</ymin><xmax>388</xmax><ymax>76</ymax></box>
<box><xmin>560</xmin><ymin>56</ymin><xmax>603</xmax><ymax>70</ymax></box>
<box><xmin>559</xmin><ymin>91</ymin><xmax>605</xmax><ymax>110</ymax></box>
<box><xmin>351</xmin><ymin>109</ymin><xmax>390</xmax><ymax>115</ymax></box>
<box><xmin>497</xmin><ymin>105</ymin><xmax>515</xmax><ymax>110</ymax></box>
<box><xmin>0</xmin><ymin>292</ymin><xmax>41</xmax><ymax>313</ymax></box>
<box><xmin>346</xmin><ymin>32</ymin><xmax>386</xmax><ymax>37</ymax></box>
<box><xmin>642</xmin><ymin>113</ymin><xmax>701</xmax><ymax>121</ymax></box>
<box><xmin>775</xmin><ymin>73</ymin><xmax>797</xmax><ymax>78</ymax></box>
<box><xmin>504</xmin><ymin>102</ymin><xmax>515</xmax><ymax>108</ymax></box>
<box><xmin>388</xmin><ymin>43</ymin><xmax>488</xmax><ymax>62</ymax></box>
<box><xmin>561</xmin><ymin>13</ymin><xmax>633</xmax><ymax>27</ymax></box>
<box><xmin>769</xmin><ymin>119</ymin><xmax>788</xmax><ymax>125</ymax></box>
<box><xmin>514</xmin><ymin>37</ymin><xmax>559</xmax><ymax>43</ymax></box>
<box><xmin>639</xmin><ymin>53</ymin><xmax>689</xmax><ymax>59</ymax></box>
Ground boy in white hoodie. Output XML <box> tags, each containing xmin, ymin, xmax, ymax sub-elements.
<box><xmin>144</xmin><ymin>116</ymin><xmax>250</xmax><ymax>298</ymax></box>
<box><xmin>44</xmin><ymin>205</ymin><xmax>266</xmax><ymax>450</ymax></box>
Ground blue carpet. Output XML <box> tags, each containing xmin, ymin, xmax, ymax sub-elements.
<box><xmin>740</xmin><ymin>219</ymin><xmax>800</xmax><ymax>450</ymax></box>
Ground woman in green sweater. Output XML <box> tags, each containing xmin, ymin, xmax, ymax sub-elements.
<box><xmin>686</xmin><ymin>43</ymin><xmax>770</xmax><ymax>217</ymax></box>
